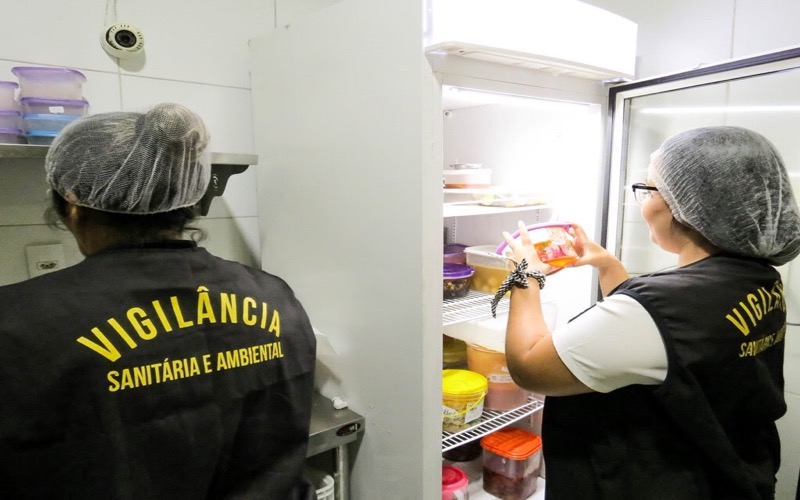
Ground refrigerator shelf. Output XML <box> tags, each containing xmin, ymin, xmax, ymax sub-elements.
<box><xmin>443</xmin><ymin>290</ymin><xmax>507</xmax><ymax>326</ymax></box>
<box><xmin>441</xmin><ymin>396</ymin><xmax>544</xmax><ymax>452</ymax></box>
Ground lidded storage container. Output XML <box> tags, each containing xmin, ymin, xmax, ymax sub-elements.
<box><xmin>443</xmin><ymin>243</ymin><xmax>468</xmax><ymax>265</ymax></box>
<box><xmin>20</xmin><ymin>97</ymin><xmax>89</xmax><ymax>116</ymax></box>
<box><xmin>0</xmin><ymin>127</ymin><xmax>24</xmax><ymax>144</ymax></box>
<box><xmin>443</xmin><ymin>263</ymin><xmax>474</xmax><ymax>300</ymax></box>
<box><xmin>496</xmin><ymin>222</ymin><xmax>578</xmax><ymax>270</ymax></box>
<box><xmin>464</xmin><ymin>245</ymin><xmax>508</xmax><ymax>296</ymax></box>
<box><xmin>481</xmin><ymin>428</ymin><xmax>542</xmax><ymax>500</ymax></box>
<box><xmin>443</xmin><ymin>163</ymin><xmax>491</xmax><ymax>188</ymax></box>
<box><xmin>441</xmin><ymin>465</ymin><xmax>469</xmax><ymax>500</ymax></box>
<box><xmin>12</xmin><ymin>66</ymin><xmax>86</xmax><ymax>99</ymax></box>
<box><xmin>442</xmin><ymin>369</ymin><xmax>487</xmax><ymax>432</ymax></box>
<box><xmin>0</xmin><ymin>110</ymin><xmax>20</xmax><ymax>129</ymax></box>
<box><xmin>466</xmin><ymin>343</ymin><xmax>529</xmax><ymax>411</ymax></box>
<box><xmin>0</xmin><ymin>81</ymin><xmax>18</xmax><ymax>109</ymax></box>
<box><xmin>443</xmin><ymin>335</ymin><xmax>467</xmax><ymax>369</ymax></box>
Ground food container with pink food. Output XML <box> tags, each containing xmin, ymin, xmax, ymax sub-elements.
<box><xmin>12</xmin><ymin>66</ymin><xmax>86</xmax><ymax>99</ymax></box>
<box><xmin>496</xmin><ymin>222</ymin><xmax>578</xmax><ymax>272</ymax></box>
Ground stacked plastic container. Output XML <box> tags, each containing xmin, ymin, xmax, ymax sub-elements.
<box><xmin>12</xmin><ymin>66</ymin><xmax>89</xmax><ymax>145</ymax></box>
<box><xmin>0</xmin><ymin>80</ymin><xmax>22</xmax><ymax>144</ymax></box>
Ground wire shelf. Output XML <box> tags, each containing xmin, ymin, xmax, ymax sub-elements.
<box><xmin>443</xmin><ymin>291</ymin><xmax>507</xmax><ymax>326</ymax></box>
<box><xmin>441</xmin><ymin>397</ymin><xmax>544</xmax><ymax>452</ymax></box>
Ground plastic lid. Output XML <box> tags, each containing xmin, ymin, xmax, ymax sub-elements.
<box><xmin>495</xmin><ymin>222</ymin><xmax>573</xmax><ymax>255</ymax></box>
<box><xmin>442</xmin><ymin>369</ymin><xmax>487</xmax><ymax>395</ymax></box>
<box><xmin>443</xmin><ymin>243</ymin><xmax>467</xmax><ymax>256</ymax></box>
<box><xmin>0</xmin><ymin>80</ymin><xmax>19</xmax><ymax>88</ymax></box>
<box><xmin>22</xmin><ymin>113</ymin><xmax>80</xmax><ymax>121</ymax></box>
<box><xmin>481</xmin><ymin>427</ymin><xmax>542</xmax><ymax>460</ymax></box>
<box><xmin>443</xmin><ymin>263</ymin><xmax>474</xmax><ymax>280</ymax></box>
<box><xmin>0</xmin><ymin>127</ymin><xmax>22</xmax><ymax>134</ymax></box>
<box><xmin>441</xmin><ymin>465</ymin><xmax>468</xmax><ymax>493</ymax></box>
<box><xmin>12</xmin><ymin>66</ymin><xmax>87</xmax><ymax>82</ymax></box>
<box><xmin>0</xmin><ymin>110</ymin><xmax>21</xmax><ymax>116</ymax></box>
<box><xmin>26</xmin><ymin>130</ymin><xmax>59</xmax><ymax>137</ymax></box>
<box><xmin>20</xmin><ymin>97</ymin><xmax>89</xmax><ymax>106</ymax></box>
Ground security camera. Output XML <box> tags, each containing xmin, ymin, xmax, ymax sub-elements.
<box><xmin>101</xmin><ymin>23</ymin><xmax>145</xmax><ymax>59</ymax></box>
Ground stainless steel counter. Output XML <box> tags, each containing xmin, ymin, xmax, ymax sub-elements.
<box><xmin>308</xmin><ymin>393</ymin><xmax>365</xmax><ymax>500</ymax></box>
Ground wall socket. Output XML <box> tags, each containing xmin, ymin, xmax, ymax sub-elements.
<box><xmin>26</xmin><ymin>243</ymin><xmax>67</xmax><ymax>278</ymax></box>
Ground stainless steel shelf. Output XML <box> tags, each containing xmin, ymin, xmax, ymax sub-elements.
<box><xmin>442</xmin><ymin>397</ymin><xmax>544</xmax><ymax>452</ymax></box>
<box><xmin>443</xmin><ymin>290</ymin><xmax>507</xmax><ymax>326</ymax></box>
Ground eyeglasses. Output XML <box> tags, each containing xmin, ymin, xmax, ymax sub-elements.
<box><xmin>631</xmin><ymin>183</ymin><xmax>659</xmax><ymax>204</ymax></box>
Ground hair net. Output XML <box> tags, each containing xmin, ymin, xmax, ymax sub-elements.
<box><xmin>649</xmin><ymin>126</ymin><xmax>800</xmax><ymax>265</ymax></box>
<box><xmin>45</xmin><ymin>102</ymin><xmax>211</xmax><ymax>214</ymax></box>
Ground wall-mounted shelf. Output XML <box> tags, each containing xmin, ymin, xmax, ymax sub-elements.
<box><xmin>0</xmin><ymin>144</ymin><xmax>258</xmax><ymax>216</ymax></box>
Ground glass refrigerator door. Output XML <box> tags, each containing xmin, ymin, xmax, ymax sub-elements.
<box><xmin>603</xmin><ymin>46</ymin><xmax>800</xmax><ymax>276</ymax></box>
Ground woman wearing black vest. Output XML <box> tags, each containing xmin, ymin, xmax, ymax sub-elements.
<box><xmin>0</xmin><ymin>104</ymin><xmax>317</xmax><ymax>499</ymax></box>
<box><xmin>501</xmin><ymin>126</ymin><xmax>800</xmax><ymax>499</ymax></box>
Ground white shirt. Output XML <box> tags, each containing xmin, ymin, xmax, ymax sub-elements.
<box><xmin>552</xmin><ymin>294</ymin><xmax>668</xmax><ymax>393</ymax></box>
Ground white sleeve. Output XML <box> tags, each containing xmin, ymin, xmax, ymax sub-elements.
<box><xmin>551</xmin><ymin>294</ymin><xmax>668</xmax><ymax>393</ymax></box>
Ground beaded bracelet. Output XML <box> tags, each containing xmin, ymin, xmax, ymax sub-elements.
<box><xmin>490</xmin><ymin>258</ymin><xmax>546</xmax><ymax>318</ymax></box>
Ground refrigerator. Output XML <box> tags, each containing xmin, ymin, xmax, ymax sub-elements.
<box><xmin>248</xmin><ymin>1</ymin><xmax>800</xmax><ymax>497</ymax></box>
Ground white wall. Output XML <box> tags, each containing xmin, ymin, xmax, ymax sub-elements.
<box><xmin>583</xmin><ymin>1</ymin><xmax>800</xmax><ymax>497</ymax></box>
<box><xmin>0</xmin><ymin>0</ymin><xmax>274</xmax><ymax>285</ymax></box>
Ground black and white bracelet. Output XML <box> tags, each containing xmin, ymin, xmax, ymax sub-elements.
<box><xmin>490</xmin><ymin>258</ymin><xmax>546</xmax><ymax>318</ymax></box>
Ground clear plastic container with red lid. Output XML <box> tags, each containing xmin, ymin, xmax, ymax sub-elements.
<box><xmin>481</xmin><ymin>427</ymin><xmax>542</xmax><ymax>500</ymax></box>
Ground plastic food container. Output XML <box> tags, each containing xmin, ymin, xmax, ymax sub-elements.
<box><xmin>481</xmin><ymin>428</ymin><xmax>543</xmax><ymax>500</ymax></box>
<box><xmin>19</xmin><ymin>97</ymin><xmax>89</xmax><ymax>116</ymax></box>
<box><xmin>443</xmin><ymin>263</ymin><xmax>474</xmax><ymax>300</ymax></box>
<box><xmin>443</xmin><ymin>167</ymin><xmax>492</xmax><ymax>188</ymax></box>
<box><xmin>0</xmin><ymin>127</ymin><xmax>24</xmax><ymax>144</ymax></box>
<box><xmin>25</xmin><ymin>130</ymin><xmax>59</xmax><ymax>145</ymax></box>
<box><xmin>12</xmin><ymin>66</ymin><xmax>86</xmax><ymax>99</ymax></box>
<box><xmin>0</xmin><ymin>110</ymin><xmax>20</xmax><ymax>129</ymax></box>
<box><xmin>441</xmin><ymin>465</ymin><xmax>469</xmax><ymax>500</ymax></box>
<box><xmin>443</xmin><ymin>243</ymin><xmax>468</xmax><ymax>264</ymax></box>
<box><xmin>496</xmin><ymin>222</ymin><xmax>578</xmax><ymax>270</ymax></box>
<box><xmin>20</xmin><ymin>113</ymin><xmax>81</xmax><ymax>133</ymax></box>
<box><xmin>443</xmin><ymin>335</ymin><xmax>468</xmax><ymax>369</ymax></box>
<box><xmin>443</xmin><ymin>438</ymin><xmax>483</xmax><ymax>463</ymax></box>
<box><xmin>464</xmin><ymin>245</ymin><xmax>509</xmax><ymax>295</ymax></box>
<box><xmin>466</xmin><ymin>343</ymin><xmax>529</xmax><ymax>411</ymax></box>
<box><xmin>442</xmin><ymin>369</ymin><xmax>487</xmax><ymax>432</ymax></box>
<box><xmin>0</xmin><ymin>81</ymin><xmax>18</xmax><ymax>109</ymax></box>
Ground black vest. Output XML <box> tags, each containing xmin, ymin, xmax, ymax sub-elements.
<box><xmin>542</xmin><ymin>254</ymin><xmax>786</xmax><ymax>499</ymax></box>
<box><xmin>0</xmin><ymin>241</ymin><xmax>317</xmax><ymax>499</ymax></box>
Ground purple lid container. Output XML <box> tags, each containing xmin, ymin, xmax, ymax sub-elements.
<box><xmin>443</xmin><ymin>263</ymin><xmax>475</xmax><ymax>280</ymax></box>
<box><xmin>0</xmin><ymin>127</ymin><xmax>22</xmax><ymax>134</ymax></box>
<box><xmin>20</xmin><ymin>97</ymin><xmax>89</xmax><ymax>106</ymax></box>
<box><xmin>12</xmin><ymin>66</ymin><xmax>86</xmax><ymax>82</ymax></box>
<box><xmin>0</xmin><ymin>110</ymin><xmax>21</xmax><ymax>116</ymax></box>
<box><xmin>0</xmin><ymin>80</ymin><xmax>19</xmax><ymax>88</ymax></box>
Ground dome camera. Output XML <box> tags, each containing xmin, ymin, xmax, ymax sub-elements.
<box><xmin>101</xmin><ymin>23</ymin><xmax>145</xmax><ymax>59</ymax></box>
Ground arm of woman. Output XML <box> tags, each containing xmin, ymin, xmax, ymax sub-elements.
<box><xmin>501</xmin><ymin>221</ymin><xmax>594</xmax><ymax>396</ymax></box>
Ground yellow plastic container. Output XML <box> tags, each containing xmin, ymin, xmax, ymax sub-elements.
<box><xmin>442</xmin><ymin>369</ymin><xmax>487</xmax><ymax>432</ymax></box>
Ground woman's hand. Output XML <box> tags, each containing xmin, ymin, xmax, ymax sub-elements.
<box><xmin>568</xmin><ymin>222</ymin><xmax>614</xmax><ymax>269</ymax></box>
<box><xmin>502</xmin><ymin>220</ymin><xmax>550</xmax><ymax>274</ymax></box>
<box><xmin>567</xmin><ymin>222</ymin><xmax>630</xmax><ymax>295</ymax></box>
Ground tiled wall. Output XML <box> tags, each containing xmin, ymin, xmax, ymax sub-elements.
<box><xmin>0</xmin><ymin>0</ymin><xmax>276</xmax><ymax>285</ymax></box>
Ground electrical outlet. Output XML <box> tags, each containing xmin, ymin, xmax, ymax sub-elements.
<box><xmin>26</xmin><ymin>244</ymin><xmax>67</xmax><ymax>278</ymax></box>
